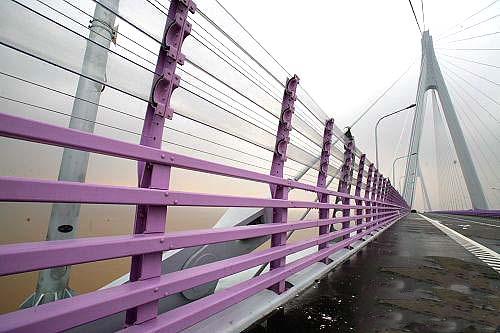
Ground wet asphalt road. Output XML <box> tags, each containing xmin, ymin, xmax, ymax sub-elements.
<box><xmin>247</xmin><ymin>214</ymin><xmax>500</xmax><ymax>333</ymax></box>
<box><xmin>424</xmin><ymin>214</ymin><xmax>500</xmax><ymax>253</ymax></box>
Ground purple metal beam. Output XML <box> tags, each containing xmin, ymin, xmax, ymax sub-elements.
<box><xmin>345</xmin><ymin>144</ymin><xmax>356</xmax><ymax>197</ymax></box>
<box><xmin>377</xmin><ymin>178</ymin><xmax>385</xmax><ymax>222</ymax></box>
<box><xmin>0</xmin><ymin>42</ymin><xmax>411</xmax><ymax>333</ymax></box>
<box><xmin>0</xmin><ymin>211</ymin><xmax>398</xmax><ymax>277</ymax></box>
<box><xmin>0</xmin><ymin>2</ymin><xmax>412</xmax><ymax>330</ymax></box>
<box><xmin>127</xmin><ymin>0</ymin><xmax>195</xmax><ymax>325</ymax></box>
<box><xmin>0</xmin><ymin>177</ymin><xmax>404</xmax><ymax>210</ymax></box>
<box><xmin>363</xmin><ymin>163</ymin><xmax>374</xmax><ymax>231</ymax></box>
<box><xmin>375</xmin><ymin>174</ymin><xmax>384</xmax><ymax>226</ymax></box>
<box><xmin>269</xmin><ymin>75</ymin><xmax>299</xmax><ymax>294</ymax></box>
<box><xmin>333</xmin><ymin>136</ymin><xmax>355</xmax><ymax>236</ymax></box>
<box><xmin>120</xmin><ymin>214</ymin><xmax>404</xmax><ymax>333</ymax></box>
<box><xmin>383</xmin><ymin>179</ymin><xmax>390</xmax><ymax>202</ymax></box>
<box><xmin>0</xmin><ymin>113</ymin><xmax>389</xmax><ymax>204</ymax></box>
<box><xmin>355</xmin><ymin>154</ymin><xmax>366</xmax><ymax>230</ymax></box>
<box><xmin>0</xmin><ymin>214</ymin><xmax>401</xmax><ymax>333</ymax></box>
<box><xmin>371</xmin><ymin>170</ymin><xmax>380</xmax><ymax>226</ymax></box>
<box><xmin>317</xmin><ymin>119</ymin><xmax>334</xmax><ymax>261</ymax></box>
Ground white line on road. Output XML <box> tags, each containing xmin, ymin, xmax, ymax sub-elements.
<box><xmin>419</xmin><ymin>214</ymin><xmax>500</xmax><ymax>274</ymax></box>
<box><xmin>434</xmin><ymin>214</ymin><xmax>500</xmax><ymax>228</ymax></box>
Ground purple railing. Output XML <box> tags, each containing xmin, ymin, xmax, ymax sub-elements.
<box><xmin>0</xmin><ymin>110</ymin><xmax>408</xmax><ymax>332</ymax></box>
<box><xmin>0</xmin><ymin>0</ymin><xmax>409</xmax><ymax>332</ymax></box>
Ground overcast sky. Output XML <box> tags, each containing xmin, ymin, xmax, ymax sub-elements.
<box><xmin>0</xmin><ymin>0</ymin><xmax>499</xmax><ymax>210</ymax></box>
<box><xmin>218</xmin><ymin>0</ymin><xmax>500</xmax><ymax>208</ymax></box>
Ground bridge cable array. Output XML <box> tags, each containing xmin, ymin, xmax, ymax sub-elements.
<box><xmin>1</xmin><ymin>0</ymin><xmax>355</xmax><ymax>188</ymax></box>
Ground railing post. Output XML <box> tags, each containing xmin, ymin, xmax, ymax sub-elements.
<box><xmin>354</xmin><ymin>154</ymin><xmax>366</xmax><ymax>231</ymax></box>
<box><xmin>363</xmin><ymin>163</ymin><xmax>374</xmax><ymax>232</ymax></box>
<box><xmin>375</xmin><ymin>175</ymin><xmax>384</xmax><ymax>226</ymax></box>
<box><xmin>332</xmin><ymin>135</ymin><xmax>355</xmax><ymax>237</ymax></box>
<box><xmin>345</xmin><ymin>141</ymin><xmax>356</xmax><ymax>200</ymax></box>
<box><xmin>344</xmin><ymin>141</ymin><xmax>355</xmax><ymax>237</ymax></box>
<box><xmin>317</xmin><ymin>118</ymin><xmax>334</xmax><ymax>262</ymax></box>
<box><xmin>371</xmin><ymin>170</ymin><xmax>380</xmax><ymax>228</ymax></box>
<box><xmin>383</xmin><ymin>179</ymin><xmax>391</xmax><ymax>202</ymax></box>
<box><xmin>380</xmin><ymin>178</ymin><xmax>387</xmax><ymax>221</ymax></box>
<box><xmin>126</xmin><ymin>0</ymin><xmax>195</xmax><ymax>325</ymax></box>
<box><xmin>269</xmin><ymin>74</ymin><xmax>299</xmax><ymax>294</ymax></box>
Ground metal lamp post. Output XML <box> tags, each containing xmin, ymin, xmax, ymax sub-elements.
<box><xmin>392</xmin><ymin>152</ymin><xmax>417</xmax><ymax>184</ymax></box>
<box><xmin>21</xmin><ymin>0</ymin><xmax>120</xmax><ymax>308</ymax></box>
<box><xmin>375</xmin><ymin>104</ymin><xmax>416</xmax><ymax>169</ymax></box>
<box><xmin>399</xmin><ymin>175</ymin><xmax>406</xmax><ymax>193</ymax></box>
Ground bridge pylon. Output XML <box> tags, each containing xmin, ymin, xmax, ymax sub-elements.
<box><xmin>402</xmin><ymin>31</ymin><xmax>488</xmax><ymax>209</ymax></box>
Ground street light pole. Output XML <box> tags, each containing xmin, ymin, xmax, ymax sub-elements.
<box><xmin>399</xmin><ymin>175</ymin><xmax>406</xmax><ymax>193</ymax></box>
<box><xmin>21</xmin><ymin>0</ymin><xmax>120</xmax><ymax>308</ymax></box>
<box><xmin>375</xmin><ymin>103</ymin><xmax>416</xmax><ymax>169</ymax></box>
<box><xmin>393</xmin><ymin>152</ymin><xmax>417</xmax><ymax>184</ymax></box>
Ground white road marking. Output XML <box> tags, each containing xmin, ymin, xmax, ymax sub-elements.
<box><xmin>436</xmin><ymin>214</ymin><xmax>500</xmax><ymax>228</ymax></box>
<box><xmin>419</xmin><ymin>214</ymin><xmax>500</xmax><ymax>274</ymax></box>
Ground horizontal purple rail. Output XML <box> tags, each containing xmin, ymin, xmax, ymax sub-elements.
<box><xmin>121</xmin><ymin>216</ymin><xmax>404</xmax><ymax>333</ymax></box>
<box><xmin>0</xmin><ymin>211</ymin><xmax>395</xmax><ymax>276</ymax></box>
<box><xmin>0</xmin><ymin>214</ymin><xmax>401</xmax><ymax>333</ymax></box>
<box><xmin>0</xmin><ymin>176</ymin><xmax>400</xmax><ymax>211</ymax></box>
<box><xmin>0</xmin><ymin>0</ymin><xmax>415</xmax><ymax>331</ymax></box>
<box><xmin>0</xmin><ymin>112</ymin><xmax>399</xmax><ymax>207</ymax></box>
<box><xmin>0</xmin><ymin>107</ymin><xmax>408</xmax><ymax>333</ymax></box>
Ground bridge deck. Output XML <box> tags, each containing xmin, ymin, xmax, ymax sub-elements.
<box><xmin>247</xmin><ymin>213</ymin><xmax>500</xmax><ymax>333</ymax></box>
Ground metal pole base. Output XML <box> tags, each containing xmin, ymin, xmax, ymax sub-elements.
<box><xmin>20</xmin><ymin>288</ymin><xmax>76</xmax><ymax>308</ymax></box>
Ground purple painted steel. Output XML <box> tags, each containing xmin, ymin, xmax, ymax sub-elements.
<box><xmin>0</xmin><ymin>112</ymin><xmax>406</xmax><ymax>208</ymax></box>
<box><xmin>334</xmin><ymin>136</ymin><xmax>355</xmax><ymax>237</ymax></box>
<box><xmin>371</xmin><ymin>170</ymin><xmax>380</xmax><ymax>225</ymax></box>
<box><xmin>128</xmin><ymin>0</ymin><xmax>195</xmax><ymax>325</ymax></box>
<box><xmin>0</xmin><ymin>113</ymin><xmax>387</xmax><ymax>202</ymax></box>
<box><xmin>378</xmin><ymin>175</ymin><xmax>387</xmax><ymax>218</ymax></box>
<box><xmin>383</xmin><ymin>180</ymin><xmax>390</xmax><ymax>202</ymax></box>
<box><xmin>269</xmin><ymin>75</ymin><xmax>299</xmax><ymax>294</ymax></box>
<box><xmin>363</xmin><ymin>163</ymin><xmax>374</xmax><ymax>230</ymax></box>
<box><xmin>0</xmin><ymin>211</ymin><xmax>397</xmax><ymax>277</ymax></box>
<box><xmin>120</xmin><ymin>214</ymin><xmax>404</xmax><ymax>333</ymax></box>
<box><xmin>0</xmin><ymin>176</ymin><xmax>403</xmax><ymax>210</ymax></box>
<box><xmin>375</xmin><ymin>174</ymin><xmax>384</xmax><ymax>225</ymax></box>
<box><xmin>345</xmin><ymin>144</ymin><xmax>356</xmax><ymax>197</ymax></box>
<box><xmin>0</xmin><ymin>24</ymin><xmax>409</xmax><ymax>333</ymax></box>
<box><xmin>269</xmin><ymin>75</ymin><xmax>299</xmax><ymax>192</ymax></box>
<box><xmin>355</xmin><ymin>154</ymin><xmax>366</xmax><ymax>230</ymax></box>
<box><xmin>317</xmin><ymin>119</ymin><xmax>334</xmax><ymax>260</ymax></box>
<box><xmin>0</xmin><ymin>214</ymin><xmax>400</xmax><ymax>333</ymax></box>
<box><xmin>381</xmin><ymin>179</ymin><xmax>389</xmax><ymax>219</ymax></box>
<box><xmin>377</xmin><ymin>178</ymin><xmax>384</xmax><ymax>218</ymax></box>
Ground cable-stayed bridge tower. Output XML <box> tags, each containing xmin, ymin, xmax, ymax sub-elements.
<box><xmin>402</xmin><ymin>31</ymin><xmax>488</xmax><ymax>209</ymax></box>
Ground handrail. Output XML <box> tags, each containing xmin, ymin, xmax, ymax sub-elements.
<box><xmin>0</xmin><ymin>112</ymin><xmax>402</xmax><ymax>207</ymax></box>
<box><xmin>0</xmin><ymin>215</ymin><xmax>401</xmax><ymax>333</ymax></box>
<box><xmin>0</xmin><ymin>0</ymin><xmax>408</xmax><ymax>330</ymax></box>
<box><xmin>0</xmin><ymin>108</ymin><xmax>407</xmax><ymax>332</ymax></box>
<box><xmin>0</xmin><ymin>210</ymin><xmax>397</xmax><ymax>277</ymax></box>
